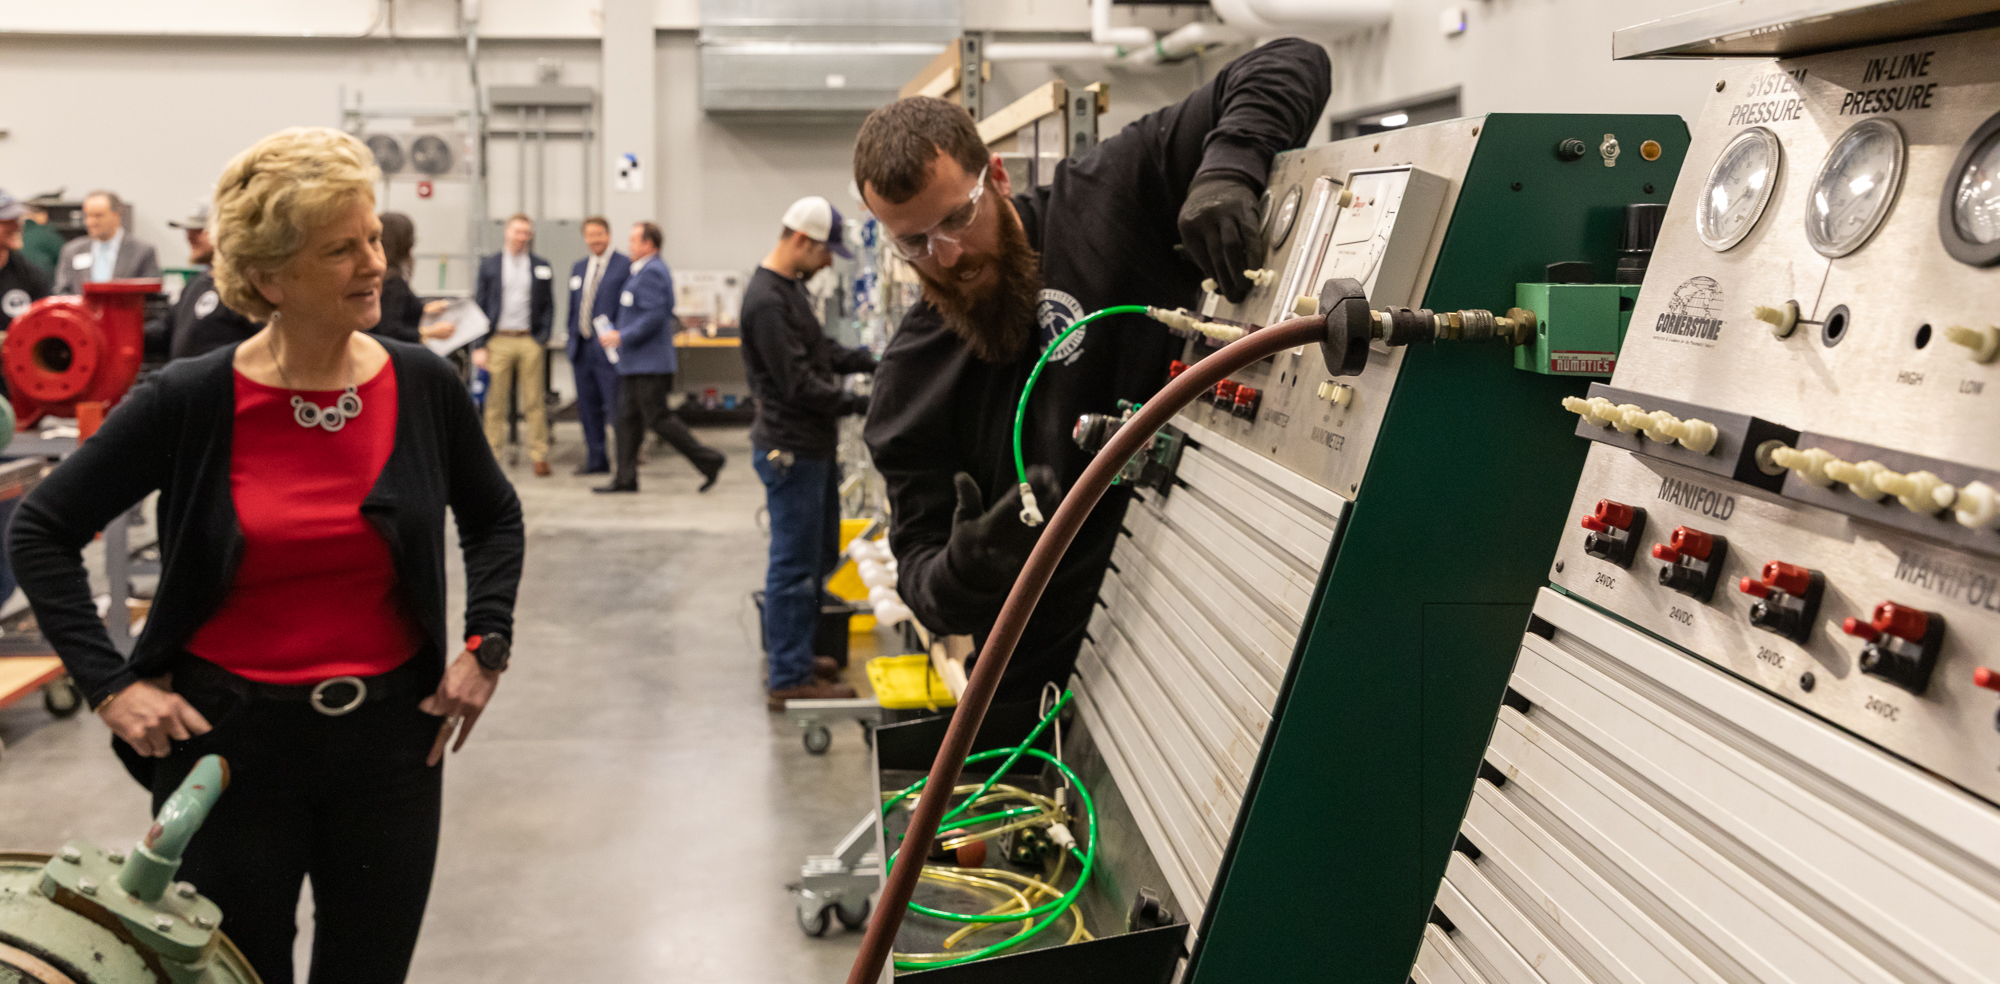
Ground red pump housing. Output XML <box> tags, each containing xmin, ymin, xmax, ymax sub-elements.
<box><xmin>4</xmin><ymin>280</ymin><xmax>157</xmax><ymax>428</ymax></box>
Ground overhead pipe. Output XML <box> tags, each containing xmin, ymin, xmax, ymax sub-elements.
<box><xmin>1209</xmin><ymin>0</ymin><xmax>1392</xmax><ymax>34</ymax></box>
<box><xmin>1092</xmin><ymin>0</ymin><xmax>1155</xmax><ymax>50</ymax></box>
<box><xmin>985</xmin><ymin>20</ymin><xmax>1248</xmax><ymax>64</ymax></box>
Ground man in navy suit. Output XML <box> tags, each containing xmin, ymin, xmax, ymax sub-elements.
<box><xmin>472</xmin><ymin>213</ymin><xmax>556</xmax><ymax>476</ymax></box>
<box><xmin>566</xmin><ymin>216</ymin><xmax>631</xmax><ymax>475</ymax></box>
<box><xmin>594</xmin><ymin>220</ymin><xmax>726</xmax><ymax>494</ymax></box>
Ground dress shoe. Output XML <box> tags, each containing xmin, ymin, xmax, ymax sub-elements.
<box><xmin>533</xmin><ymin>460</ymin><xmax>552</xmax><ymax>477</ymax></box>
<box><xmin>813</xmin><ymin>656</ymin><xmax>842</xmax><ymax>681</ymax></box>
<box><xmin>699</xmin><ymin>458</ymin><xmax>726</xmax><ymax>493</ymax></box>
<box><xmin>767</xmin><ymin>680</ymin><xmax>859</xmax><ymax>710</ymax></box>
<box><xmin>592</xmin><ymin>483</ymin><xmax>638</xmax><ymax>494</ymax></box>
<box><xmin>574</xmin><ymin>465</ymin><xmax>609</xmax><ymax>476</ymax></box>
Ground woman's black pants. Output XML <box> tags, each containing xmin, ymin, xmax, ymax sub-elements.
<box><xmin>150</xmin><ymin>664</ymin><xmax>443</xmax><ymax>984</ymax></box>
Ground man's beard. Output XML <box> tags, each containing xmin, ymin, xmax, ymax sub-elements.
<box><xmin>914</xmin><ymin>202</ymin><xmax>1042</xmax><ymax>364</ymax></box>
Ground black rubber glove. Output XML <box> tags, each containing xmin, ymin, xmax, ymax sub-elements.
<box><xmin>944</xmin><ymin>467</ymin><xmax>1061</xmax><ymax>594</ymax></box>
<box><xmin>1177</xmin><ymin>171</ymin><xmax>1267</xmax><ymax>304</ymax></box>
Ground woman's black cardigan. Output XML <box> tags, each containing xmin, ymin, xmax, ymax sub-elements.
<box><xmin>10</xmin><ymin>339</ymin><xmax>524</xmax><ymax>708</ymax></box>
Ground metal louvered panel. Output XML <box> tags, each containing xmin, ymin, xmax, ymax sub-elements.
<box><xmin>1427</xmin><ymin>590</ymin><xmax>2000</xmax><ymax>984</ymax></box>
<box><xmin>1070</xmin><ymin>428</ymin><xmax>1346</xmax><ymax>922</ymax></box>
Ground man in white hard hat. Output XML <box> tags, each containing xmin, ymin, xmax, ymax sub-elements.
<box><xmin>743</xmin><ymin>196</ymin><xmax>877</xmax><ymax>708</ymax></box>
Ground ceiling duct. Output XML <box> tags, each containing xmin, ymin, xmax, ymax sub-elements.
<box><xmin>699</xmin><ymin>0</ymin><xmax>960</xmax><ymax>114</ymax></box>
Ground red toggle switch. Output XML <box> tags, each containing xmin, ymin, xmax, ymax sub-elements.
<box><xmin>1871</xmin><ymin>602</ymin><xmax>1929</xmax><ymax>643</ymax></box>
<box><xmin>1651</xmin><ymin>543</ymin><xmax>1681</xmax><ymax>562</ymax></box>
<box><xmin>1762</xmin><ymin>561</ymin><xmax>1812</xmax><ymax>596</ymax></box>
<box><xmin>1974</xmin><ymin>667</ymin><xmax>2000</xmax><ymax>692</ymax></box>
<box><xmin>1737</xmin><ymin>577</ymin><xmax>1771</xmax><ymax>599</ymax></box>
<box><xmin>1593</xmin><ymin>500</ymin><xmax>1637</xmax><ymax>530</ymax></box>
<box><xmin>1669</xmin><ymin>526</ymin><xmax>1715</xmax><ymax>561</ymax></box>
<box><xmin>1168</xmin><ymin>359</ymin><xmax>1189</xmax><ymax>380</ymax></box>
<box><xmin>1841</xmin><ymin>617</ymin><xmax>1880</xmax><ymax>641</ymax></box>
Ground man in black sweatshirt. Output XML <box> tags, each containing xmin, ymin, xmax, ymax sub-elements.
<box><xmin>743</xmin><ymin>196</ymin><xmax>879</xmax><ymax>708</ymax></box>
<box><xmin>859</xmin><ymin>39</ymin><xmax>1331</xmax><ymax>703</ymax></box>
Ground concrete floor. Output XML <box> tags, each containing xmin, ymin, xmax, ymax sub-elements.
<box><xmin>0</xmin><ymin>423</ymin><xmax>880</xmax><ymax>982</ymax></box>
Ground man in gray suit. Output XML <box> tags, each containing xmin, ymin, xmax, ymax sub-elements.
<box><xmin>52</xmin><ymin>191</ymin><xmax>160</xmax><ymax>294</ymax></box>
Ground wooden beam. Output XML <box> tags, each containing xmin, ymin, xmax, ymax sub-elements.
<box><xmin>900</xmin><ymin>45</ymin><xmax>962</xmax><ymax>101</ymax></box>
<box><xmin>978</xmin><ymin>79</ymin><xmax>1067</xmax><ymax>147</ymax></box>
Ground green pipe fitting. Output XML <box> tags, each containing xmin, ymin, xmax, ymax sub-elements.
<box><xmin>120</xmin><ymin>755</ymin><xmax>229</xmax><ymax>902</ymax></box>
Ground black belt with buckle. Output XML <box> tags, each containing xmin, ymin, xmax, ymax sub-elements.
<box><xmin>175</xmin><ymin>655</ymin><xmax>427</xmax><ymax>717</ymax></box>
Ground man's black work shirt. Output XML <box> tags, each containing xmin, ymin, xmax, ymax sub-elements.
<box><xmin>742</xmin><ymin>265</ymin><xmax>878</xmax><ymax>458</ymax></box>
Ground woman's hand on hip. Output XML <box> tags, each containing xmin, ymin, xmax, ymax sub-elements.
<box><xmin>99</xmin><ymin>680</ymin><xmax>212</xmax><ymax>758</ymax></box>
<box><xmin>419</xmin><ymin>649</ymin><xmax>501</xmax><ymax>767</ymax></box>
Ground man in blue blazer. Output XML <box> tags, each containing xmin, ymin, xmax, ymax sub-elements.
<box><xmin>566</xmin><ymin>216</ymin><xmax>631</xmax><ymax>475</ymax></box>
<box><xmin>472</xmin><ymin>213</ymin><xmax>557</xmax><ymax>476</ymax></box>
<box><xmin>594</xmin><ymin>221</ymin><xmax>726</xmax><ymax>494</ymax></box>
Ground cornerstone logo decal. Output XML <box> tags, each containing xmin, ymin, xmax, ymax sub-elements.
<box><xmin>1655</xmin><ymin>276</ymin><xmax>1726</xmax><ymax>343</ymax></box>
<box><xmin>1038</xmin><ymin>288</ymin><xmax>1088</xmax><ymax>365</ymax></box>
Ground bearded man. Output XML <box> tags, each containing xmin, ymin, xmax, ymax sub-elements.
<box><xmin>859</xmin><ymin>39</ymin><xmax>1330</xmax><ymax>702</ymax></box>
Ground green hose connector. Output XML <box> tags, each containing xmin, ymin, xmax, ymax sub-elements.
<box><xmin>119</xmin><ymin>754</ymin><xmax>229</xmax><ymax>902</ymax></box>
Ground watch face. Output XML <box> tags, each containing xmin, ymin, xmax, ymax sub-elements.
<box><xmin>1805</xmin><ymin>117</ymin><xmax>1905</xmax><ymax>258</ymax></box>
<box><xmin>1696</xmin><ymin>127</ymin><xmax>1783</xmax><ymax>251</ymax></box>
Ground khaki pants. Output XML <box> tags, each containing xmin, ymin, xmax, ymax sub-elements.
<box><xmin>482</xmin><ymin>332</ymin><xmax>549</xmax><ymax>463</ymax></box>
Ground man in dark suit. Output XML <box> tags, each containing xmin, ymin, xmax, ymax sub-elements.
<box><xmin>472</xmin><ymin>213</ymin><xmax>556</xmax><ymax>476</ymax></box>
<box><xmin>52</xmin><ymin>190</ymin><xmax>161</xmax><ymax>294</ymax></box>
<box><xmin>566</xmin><ymin>216</ymin><xmax>631</xmax><ymax>475</ymax></box>
<box><xmin>594</xmin><ymin>221</ymin><xmax>725</xmax><ymax>494</ymax></box>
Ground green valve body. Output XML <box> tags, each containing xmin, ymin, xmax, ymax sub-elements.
<box><xmin>1512</xmin><ymin>282</ymin><xmax>1642</xmax><ymax>376</ymax></box>
<box><xmin>0</xmin><ymin>755</ymin><xmax>259</xmax><ymax>983</ymax></box>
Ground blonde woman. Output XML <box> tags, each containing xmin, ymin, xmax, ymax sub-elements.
<box><xmin>10</xmin><ymin>127</ymin><xmax>524</xmax><ymax>984</ymax></box>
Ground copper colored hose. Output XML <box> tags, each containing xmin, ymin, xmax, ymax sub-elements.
<box><xmin>848</xmin><ymin>312</ymin><xmax>1331</xmax><ymax>983</ymax></box>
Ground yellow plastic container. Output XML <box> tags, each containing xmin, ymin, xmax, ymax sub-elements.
<box><xmin>866</xmin><ymin>654</ymin><xmax>957</xmax><ymax>710</ymax></box>
<box><xmin>827</xmin><ymin>518</ymin><xmax>879</xmax><ymax>633</ymax></box>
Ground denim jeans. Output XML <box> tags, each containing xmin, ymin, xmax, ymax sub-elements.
<box><xmin>752</xmin><ymin>448</ymin><xmax>840</xmax><ymax>690</ymax></box>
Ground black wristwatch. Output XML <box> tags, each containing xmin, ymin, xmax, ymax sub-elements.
<box><xmin>469</xmin><ymin>633</ymin><xmax>511</xmax><ymax>673</ymax></box>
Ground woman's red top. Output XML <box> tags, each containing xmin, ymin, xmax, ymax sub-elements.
<box><xmin>185</xmin><ymin>361</ymin><xmax>422</xmax><ymax>683</ymax></box>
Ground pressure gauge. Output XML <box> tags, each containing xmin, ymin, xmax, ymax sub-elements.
<box><xmin>1695</xmin><ymin>127</ymin><xmax>1782</xmax><ymax>251</ymax></box>
<box><xmin>1268</xmin><ymin>183</ymin><xmax>1304</xmax><ymax>249</ymax></box>
<box><xmin>1805</xmin><ymin>117</ymin><xmax>1905</xmax><ymax>258</ymax></box>
<box><xmin>1940</xmin><ymin>110</ymin><xmax>2000</xmax><ymax>266</ymax></box>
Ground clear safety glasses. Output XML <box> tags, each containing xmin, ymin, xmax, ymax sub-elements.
<box><xmin>885</xmin><ymin>166</ymin><xmax>988</xmax><ymax>262</ymax></box>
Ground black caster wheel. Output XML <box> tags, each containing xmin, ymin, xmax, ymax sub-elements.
<box><xmin>798</xmin><ymin>905</ymin><xmax>833</xmax><ymax>937</ymax></box>
<box><xmin>43</xmin><ymin>677</ymin><xmax>83</xmax><ymax>718</ymax></box>
<box><xmin>803</xmin><ymin>724</ymin><xmax>832</xmax><ymax>755</ymax></box>
<box><xmin>835</xmin><ymin>899</ymin><xmax>871</xmax><ymax>931</ymax></box>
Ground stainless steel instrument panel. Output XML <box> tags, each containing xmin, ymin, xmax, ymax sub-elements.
<box><xmin>1176</xmin><ymin>118</ymin><xmax>1491</xmax><ymax>497</ymax></box>
<box><xmin>1552</xmin><ymin>445</ymin><xmax>2000</xmax><ymax>803</ymax></box>
<box><xmin>1612</xmin><ymin>30</ymin><xmax>2000</xmax><ymax>473</ymax></box>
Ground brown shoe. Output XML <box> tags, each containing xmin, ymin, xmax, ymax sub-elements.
<box><xmin>533</xmin><ymin>460</ymin><xmax>552</xmax><ymax>477</ymax></box>
<box><xmin>813</xmin><ymin>656</ymin><xmax>842</xmax><ymax>681</ymax></box>
<box><xmin>767</xmin><ymin>680</ymin><xmax>858</xmax><ymax>710</ymax></box>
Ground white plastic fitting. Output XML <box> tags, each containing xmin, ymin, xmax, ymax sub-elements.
<box><xmin>1677</xmin><ymin>418</ymin><xmax>1720</xmax><ymax>455</ymax></box>
<box><xmin>1769</xmin><ymin>445</ymin><xmax>1839</xmax><ymax>486</ymax></box>
<box><xmin>1873</xmin><ymin>469</ymin><xmax>1955</xmax><ymax>514</ymax></box>
<box><xmin>1293</xmin><ymin>295</ymin><xmax>1320</xmax><ymax>317</ymax></box>
<box><xmin>1018</xmin><ymin>483</ymin><xmax>1045</xmax><ymax>527</ymax></box>
<box><xmin>1246</xmin><ymin>268</ymin><xmax>1278</xmax><ymax>287</ymax></box>
<box><xmin>1752</xmin><ymin>302</ymin><xmax>1800</xmax><ymax>338</ymax></box>
<box><xmin>1824</xmin><ymin>458</ymin><xmax>1891</xmax><ymax>501</ymax></box>
<box><xmin>1047</xmin><ymin>822</ymin><xmax>1077</xmax><ymax>851</ymax></box>
<box><xmin>1318</xmin><ymin>381</ymin><xmax>1355</xmax><ymax>406</ymax></box>
<box><xmin>1201</xmin><ymin>278</ymin><xmax>1219</xmax><ymax>294</ymax></box>
<box><xmin>1944</xmin><ymin>324</ymin><xmax>2000</xmax><ymax>362</ymax></box>
<box><xmin>1627</xmin><ymin>408</ymin><xmax>1681</xmax><ymax>444</ymax></box>
<box><xmin>1610</xmin><ymin>404</ymin><xmax>1646</xmax><ymax>435</ymax></box>
<box><xmin>1954</xmin><ymin>480</ymin><xmax>2000</xmax><ymax>529</ymax></box>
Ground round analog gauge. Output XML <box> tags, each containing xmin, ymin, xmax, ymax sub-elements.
<box><xmin>1940</xmin><ymin>109</ymin><xmax>2000</xmax><ymax>266</ymax></box>
<box><xmin>1805</xmin><ymin>117</ymin><xmax>1905</xmax><ymax>258</ymax></box>
<box><xmin>1696</xmin><ymin>127</ymin><xmax>1782</xmax><ymax>251</ymax></box>
<box><xmin>1267</xmin><ymin>183</ymin><xmax>1304</xmax><ymax>249</ymax></box>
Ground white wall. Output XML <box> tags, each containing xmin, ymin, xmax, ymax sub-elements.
<box><xmin>1315</xmin><ymin>1</ymin><xmax>1720</xmax><ymax>124</ymax></box>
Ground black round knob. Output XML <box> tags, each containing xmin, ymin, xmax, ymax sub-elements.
<box><xmin>1555</xmin><ymin>138</ymin><xmax>1588</xmax><ymax>162</ymax></box>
